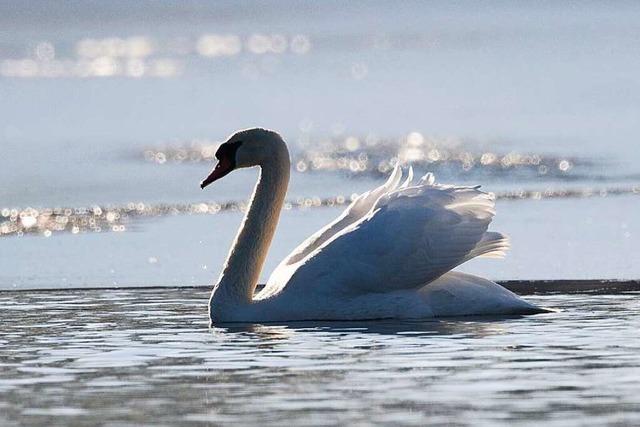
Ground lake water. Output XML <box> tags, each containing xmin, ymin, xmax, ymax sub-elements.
<box><xmin>1</xmin><ymin>288</ymin><xmax>639</xmax><ymax>426</ymax></box>
<box><xmin>1</xmin><ymin>1</ymin><xmax>640</xmax><ymax>425</ymax></box>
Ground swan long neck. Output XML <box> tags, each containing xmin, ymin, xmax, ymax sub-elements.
<box><xmin>212</xmin><ymin>144</ymin><xmax>290</xmax><ymax>305</ymax></box>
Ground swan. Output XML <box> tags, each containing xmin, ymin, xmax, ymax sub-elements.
<box><xmin>200</xmin><ymin>128</ymin><xmax>545</xmax><ymax>323</ymax></box>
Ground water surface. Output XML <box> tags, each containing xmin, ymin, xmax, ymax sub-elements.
<box><xmin>1</xmin><ymin>288</ymin><xmax>639</xmax><ymax>426</ymax></box>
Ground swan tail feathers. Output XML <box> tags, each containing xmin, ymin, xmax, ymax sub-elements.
<box><xmin>465</xmin><ymin>232</ymin><xmax>510</xmax><ymax>261</ymax></box>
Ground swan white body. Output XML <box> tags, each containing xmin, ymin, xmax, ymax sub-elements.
<box><xmin>202</xmin><ymin>129</ymin><xmax>543</xmax><ymax>323</ymax></box>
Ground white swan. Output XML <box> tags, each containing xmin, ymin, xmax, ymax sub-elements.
<box><xmin>200</xmin><ymin>128</ymin><xmax>544</xmax><ymax>323</ymax></box>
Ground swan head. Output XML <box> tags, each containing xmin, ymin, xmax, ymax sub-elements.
<box><xmin>200</xmin><ymin>128</ymin><xmax>286</xmax><ymax>189</ymax></box>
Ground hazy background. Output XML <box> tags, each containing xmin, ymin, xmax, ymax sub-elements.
<box><xmin>1</xmin><ymin>1</ymin><xmax>639</xmax><ymax>288</ymax></box>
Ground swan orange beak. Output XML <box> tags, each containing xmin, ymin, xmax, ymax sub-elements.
<box><xmin>200</xmin><ymin>158</ymin><xmax>234</xmax><ymax>189</ymax></box>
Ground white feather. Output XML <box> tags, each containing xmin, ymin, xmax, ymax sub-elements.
<box><xmin>276</xmin><ymin>174</ymin><xmax>507</xmax><ymax>297</ymax></box>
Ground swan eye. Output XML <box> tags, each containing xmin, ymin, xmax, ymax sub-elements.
<box><xmin>215</xmin><ymin>140</ymin><xmax>243</xmax><ymax>162</ymax></box>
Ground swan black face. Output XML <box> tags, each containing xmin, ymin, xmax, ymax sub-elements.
<box><xmin>200</xmin><ymin>140</ymin><xmax>243</xmax><ymax>189</ymax></box>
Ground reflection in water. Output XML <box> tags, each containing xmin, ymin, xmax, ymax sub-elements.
<box><xmin>219</xmin><ymin>318</ymin><xmax>511</xmax><ymax>340</ymax></box>
<box><xmin>1</xmin><ymin>288</ymin><xmax>639</xmax><ymax>425</ymax></box>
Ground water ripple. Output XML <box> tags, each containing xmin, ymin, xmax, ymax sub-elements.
<box><xmin>0</xmin><ymin>289</ymin><xmax>638</xmax><ymax>426</ymax></box>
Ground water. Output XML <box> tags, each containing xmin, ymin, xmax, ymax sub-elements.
<box><xmin>2</xmin><ymin>2</ymin><xmax>640</xmax><ymax>424</ymax></box>
<box><xmin>1</xmin><ymin>288</ymin><xmax>639</xmax><ymax>426</ymax></box>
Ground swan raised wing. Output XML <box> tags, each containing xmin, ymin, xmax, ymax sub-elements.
<box><xmin>260</xmin><ymin>165</ymin><xmax>404</xmax><ymax>297</ymax></box>
<box><xmin>277</xmin><ymin>165</ymin><xmax>403</xmax><ymax>266</ymax></box>
<box><xmin>280</xmin><ymin>174</ymin><xmax>509</xmax><ymax>296</ymax></box>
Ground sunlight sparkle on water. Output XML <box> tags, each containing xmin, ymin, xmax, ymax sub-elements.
<box><xmin>1</xmin><ymin>33</ymin><xmax>311</xmax><ymax>79</ymax></box>
<box><xmin>1</xmin><ymin>185</ymin><xmax>638</xmax><ymax>239</ymax></box>
<box><xmin>139</xmin><ymin>134</ymin><xmax>580</xmax><ymax>181</ymax></box>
